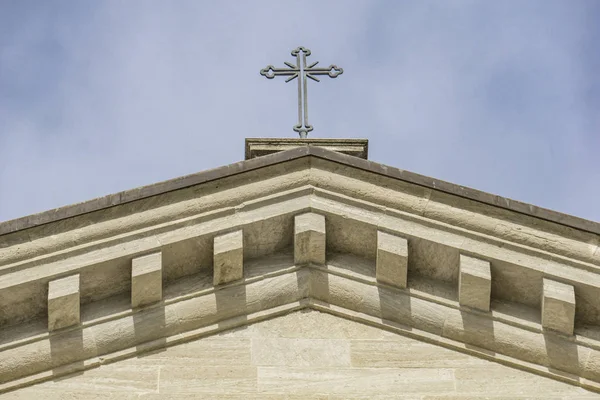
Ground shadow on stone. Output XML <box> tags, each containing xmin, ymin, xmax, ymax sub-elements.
<box><xmin>50</xmin><ymin>328</ymin><xmax>85</xmax><ymax>380</ymax></box>
<box><xmin>459</xmin><ymin>309</ymin><xmax>496</xmax><ymax>355</ymax></box>
<box><xmin>309</xmin><ymin>266</ymin><xmax>330</xmax><ymax>309</ymax></box>
<box><xmin>216</xmin><ymin>282</ymin><xmax>248</xmax><ymax>331</ymax></box>
<box><xmin>327</xmin><ymin>253</ymin><xmax>375</xmax><ymax>280</ymax></box>
<box><xmin>378</xmin><ymin>284</ymin><xmax>412</xmax><ymax>331</ymax></box>
<box><xmin>133</xmin><ymin>303</ymin><xmax>167</xmax><ymax>355</ymax></box>
<box><xmin>543</xmin><ymin>331</ymin><xmax>580</xmax><ymax>378</ymax></box>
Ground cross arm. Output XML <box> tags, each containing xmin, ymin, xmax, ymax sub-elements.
<box><xmin>260</xmin><ymin>63</ymin><xmax>300</xmax><ymax>82</ymax></box>
<box><xmin>304</xmin><ymin>64</ymin><xmax>344</xmax><ymax>82</ymax></box>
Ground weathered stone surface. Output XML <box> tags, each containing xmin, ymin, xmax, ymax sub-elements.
<box><xmin>245</xmin><ymin>138</ymin><xmax>369</xmax><ymax>160</ymax></box>
<box><xmin>5</xmin><ymin>255</ymin><xmax>600</xmax><ymax>394</ymax></box>
<box><xmin>542</xmin><ymin>278</ymin><xmax>576</xmax><ymax>335</ymax></box>
<box><xmin>376</xmin><ymin>230</ymin><xmax>408</xmax><ymax>288</ymax></box>
<box><xmin>252</xmin><ymin>337</ymin><xmax>351</xmax><ymax>367</ymax></box>
<box><xmin>294</xmin><ymin>212</ymin><xmax>326</xmax><ymax>265</ymax></box>
<box><xmin>213</xmin><ymin>230</ymin><xmax>244</xmax><ymax>286</ymax></box>
<box><xmin>3</xmin><ymin>311</ymin><xmax>596</xmax><ymax>399</ymax></box>
<box><xmin>131</xmin><ymin>252</ymin><xmax>162</xmax><ymax>308</ymax></box>
<box><xmin>459</xmin><ymin>254</ymin><xmax>491</xmax><ymax>311</ymax></box>
<box><xmin>0</xmin><ymin>269</ymin><xmax>308</xmax><ymax>388</ymax></box>
<box><xmin>2</xmin><ymin>163</ymin><xmax>599</xmax><ymax>331</ymax></box>
<box><xmin>160</xmin><ymin>365</ymin><xmax>257</xmax><ymax>394</ymax></box>
<box><xmin>350</xmin><ymin>339</ymin><xmax>480</xmax><ymax>368</ymax></box>
<box><xmin>48</xmin><ymin>274</ymin><xmax>80</xmax><ymax>331</ymax></box>
<box><xmin>2</xmin><ymin>144</ymin><xmax>600</xmax><ymax>397</ymax></box>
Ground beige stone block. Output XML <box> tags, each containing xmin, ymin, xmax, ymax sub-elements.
<box><xmin>48</xmin><ymin>274</ymin><xmax>80</xmax><ymax>331</ymax></box>
<box><xmin>350</xmin><ymin>339</ymin><xmax>481</xmax><ymax>368</ymax></box>
<box><xmin>453</xmin><ymin>364</ymin><xmax>588</xmax><ymax>396</ymax></box>
<box><xmin>294</xmin><ymin>212</ymin><xmax>326</xmax><ymax>265</ymax></box>
<box><xmin>244</xmin><ymin>138</ymin><xmax>369</xmax><ymax>160</ymax></box>
<box><xmin>376</xmin><ymin>230</ymin><xmax>408</xmax><ymax>288</ymax></box>
<box><xmin>131</xmin><ymin>252</ymin><xmax>162</xmax><ymax>308</ymax></box>
<box><xmin>422</xmin><ymin>397</ymin><xmax>564</xmax><ymax>400</ymax></box>
<box><xmin>408</xmin><ymin>236</ymin><xmax>459</xmax><ymax>284</ymax></box>
<box><xmin>542</xmin><ymin>278</ymin><xmax>576</xmax><ymax>335</ymax></box>
<box><xmin>34</xmin><ymin>364</ymin><xmax>159</xmax><ymax>393</ymax></box>
<box><xmin>0</xmin><ymin>390</ymin><xmax>140</xmax><ymax>399</ymax></box>
<box><xmin>459</xmin><ymin>254</ymin><xmax>491</xmax><ymax>311</ymax></box>
<box><xmin>257</xmin><ymin>367</ymin><xmax>455</xmax><ymax>395</ymax></box>
<box><xmin>140</xmin><ymin>394</ymin><xmax>288</xmax><ymax>400</ymax></box>
<box><xmin>159</xmin><ymin>365</ymin><xmax>257</xmax><ymax>394</ymax></box>
<box><xmin>287</xmin><ymin>395</ymin><xmax>330</xmax><ymax>400</ymax></box>
<box><xmin>214</xmin><ymin>230</ymin><xmax>244</xmax><ymax>286</ymax></box>
<box><xmin>219</xmin><ymin>309</ymin><xmax>390</xmax><ymax>340</ymax></box>
<box><xmin>251</xmin><ymin>338</ymin><xmax>350</xmax><ymax>367</ymax></box>
<box><xmin>329</xmin><ymin>396</ymin><xmax>421</xmax><ymax>400</ymax></box>
<box><xmin>120</xmin><ymin>337</ymin><xmax>252</xmax><ymax>366</ymax></box>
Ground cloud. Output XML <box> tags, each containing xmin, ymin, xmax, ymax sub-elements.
<box><xmin>0</xmin><ymin>0</ymin><xmax>598</xmax><ymax>222</ymax></box>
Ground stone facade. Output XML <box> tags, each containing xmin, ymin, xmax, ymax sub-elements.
<box><xmin>1</xmin><ymin>311</ymin><xmax>598</xmax><ymax>399</ymax></box>
<box><xmin>1</xmin><ymin>141</ymin><xmax>600</xmax><ymax>397</ymax></box>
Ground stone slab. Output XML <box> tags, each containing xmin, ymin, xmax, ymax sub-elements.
<box><xmin>350</xmin><ymin>339</ymin><xmax>479</xmax><ymax>368</ymax></box>
<box><xmin>245</xmin><ymin>138</ymin><xmax>369</xmax><ymax>160</ymax></box>
<box><xmin>38</xmin><ymin>364</ymin><xmax>159</xmax><ymax>393</ymax></box>
<box><xmin>120</xmin><ymin>337</ymin><xmax>252</xmax><ymax>367</ymax></box>
<box><xmin>48</xmin><ymin>274</ymin><xmax>80</xmax><ymax>331</ymax></box>
<box><xmin>159</xmin><ymin>365</ymin><xmax>257</xmax><ymax>394</ymax></box>
<box><xmin>252</xmin><ymin>337</ymin><xmax>350</xmax><ymax>367</ymax></box>
<box><xmin>459</xmin><ymin>254</ymin><xmax>491</xmax><ymax>311</ymax></box>
<box><xmin>376</xmin><ymin>230</ymin><xmax>408</xmax><ymax>288</ymax></box>
<box><xmin>131</xmin><ymin>252</ymin><xmax>162</xmax><ymax>308</ymax></box>
<box><xmin>294</xmin><ymin>212</ymin><xmax>326</xmax><ymax>265</ymax></box>
<box><xmin>542</xmin><ymin>278</ymin><xmax>576</xmax><ymax>335</ymax></box>
<box><xmin>213</xmin><ymin>230</ymin><xmax>244</xmax><ymax>286</ymax></box>
<box><xmin>257</xmin><ymin>366</ymin><xmax>456</xmax><ymax>395</ymax></box>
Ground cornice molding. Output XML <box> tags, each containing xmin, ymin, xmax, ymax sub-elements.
<box><xmin>2</xmin><ymin>264</ymin><xmax>600</xmax><ymax>394</ymax></box>
<box><xmin>1</xmin><ymin>151</ymin><xmax>599</xmax><ymax>394</ymax></box>
<box><xmin>1</xmin><ymin>168</ymin><xmax>597</xmax><ymax>275</ymax></box>
<box><xmin>1</xmin><ymin>185</ymin><xmax>599</xmax><ymax>342</ymax></box>
<box><xmin>1</xmin><ymin>146</ymin><xmax>598</xmax><ymax>237</ymax></box>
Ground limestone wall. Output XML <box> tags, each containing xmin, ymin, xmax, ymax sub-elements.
<box><xmin>1</xmin><ymin>310</ymin><xmax>598</xmax><ymax>399</ymax></box>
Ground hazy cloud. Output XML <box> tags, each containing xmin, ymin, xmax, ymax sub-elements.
<box><xmin>1</xmin><ymin>0</ymin><xmax>599</xmax><ymax>222</ymax></box>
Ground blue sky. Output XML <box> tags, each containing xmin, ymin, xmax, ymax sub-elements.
<box><xmin>0</xmin><ymin>1</ymin><xmax>599</xmax><ymax>223</ymax></box>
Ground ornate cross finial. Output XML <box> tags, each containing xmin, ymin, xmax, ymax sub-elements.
<box><xmin>260</xmin><ymin>46</ymin><xmax>343</xmax><ymax>138</ymax></box>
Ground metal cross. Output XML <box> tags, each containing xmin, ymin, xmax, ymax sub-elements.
<box><xmin>260</xmin><ymin>46</ymin><xmax>343</xmax><ymax>138</ymax></box>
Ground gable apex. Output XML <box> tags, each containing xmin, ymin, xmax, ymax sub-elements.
<box><xmin>1</xmin><ymin>143</ymin><xmax>598</xmax><ymax>238</ymax></box>
<box><xmin>1</xmin><ymin>139</ymin><xmax>600</xmax><ymax>395</ymax></box>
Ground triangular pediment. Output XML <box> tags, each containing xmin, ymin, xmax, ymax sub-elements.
<box><xmin>2</xmin><ymin>310</ymin><xmax>597</xmax><ymax>399</ymax></box>
<box><xmin>1</xmin><ymin>146</ymin><xmax>600</xmax><ymax>395</ymax></box>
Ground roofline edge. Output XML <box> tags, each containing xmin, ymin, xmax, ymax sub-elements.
<box><xmin>0</xmin><ymin>145</ymin><xmax>598</xmax><ymax>237</ymax></box>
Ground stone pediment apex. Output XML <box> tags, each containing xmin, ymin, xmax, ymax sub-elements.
<box><xmin>1</xmin><ymin>146</ymin><xmax>600</xmax><ymax>393</ymax></box>
<box><xmin>244</xmin><ymin>137</ymin><xmax>369</xmax><ymax>159</ymax></box>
